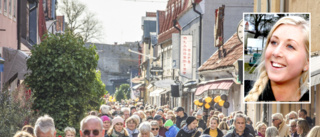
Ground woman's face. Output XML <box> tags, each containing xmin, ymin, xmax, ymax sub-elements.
<box><xmin>258</xmin><ymin>125</ymin><xmax>267</xmax><ymax>135</ymax></box>
<box><xmin>65</xmin><ymin>131</ymin><xmax>75</xmax><ymax>137</ymax></box>
<box><xmin>151</xmin><ymin>125</ymin><xmax>159</xmax><ymax>136</ymax></box>
<box><xmin>188</xmin><ymin>120</ymin><xmax>198</xmax><ymax>130</ymax></box>
<box><xmin>210</xmin><ymin>119</ymin><xmax>218</xmax><ymax>130</ymax></box>
<box><xmin>141</xmin><ymin>132</ymin><xmax>149</xmax><ymax>137</ymax></box>
<box><xmin>127</xmin><ymin>120</ymin><xmax>137</xmax><ymax>130</ymax></box>
<box><xmin>296</xmin><ymin>125</ymin><xmax>303</xmax><ymax>134</ymax></box>
<box><xmin>265</xmin><ymin>24</ymin><xmax>308</xmax><ymax>85</ymax></box>
<box><xmin>114</xmin><ymin>122</ymin><xmax>124</xmax><ymax>132</ymax></box>
<box><xmin>103</xmin><ymin>121</ymin><xmax>111</xmax><ymax>130</ymax></box>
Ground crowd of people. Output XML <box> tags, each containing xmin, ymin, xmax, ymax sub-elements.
<box><xmin>13</xmin><ymin>103</ymin><xmax>320</xmax><ymax>137</ymax></box>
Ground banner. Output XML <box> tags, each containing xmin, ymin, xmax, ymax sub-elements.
<box><xmin>180</xmin><ymin>35</ymin><xmax>192</xmax><ymax>79</ymax></box>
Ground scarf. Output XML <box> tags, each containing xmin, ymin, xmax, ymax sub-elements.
<box><xmin>112</xmin><ymin>129</ymin><xmax>125</xmax><ymax>137</ymax></box>
<box><xmin>126</xmin><ymin>128</ymin><xmax>139</xmax><ymax>137</ymax></box>
<box><xmin>182</xmin><ymin>125</ymin><xmax>197</xmax><ymax>134</ymax></box>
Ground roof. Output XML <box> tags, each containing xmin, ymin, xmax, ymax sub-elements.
<box><xmin>198</xmin><ymin>33</ymin><xmax>243</xmax><ymax>71</ymax></box>
<box><xmin>157</xmin><ymin>0</ymin><xmax>189</xmax><ymax>44</ymax></box>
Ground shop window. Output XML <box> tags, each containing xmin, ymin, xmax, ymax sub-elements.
<box><xmin>4</xmin><ymin>0</ymin><xmax>7</xmax><ymax>13</ymax></box>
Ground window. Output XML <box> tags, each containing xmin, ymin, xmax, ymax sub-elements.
<box><xmin>8</xmin><ymin>0</ymin><xmax>11</xmax><ymax>16</ymax></box>
<box><xmin>0</xmin><ymin>0</ymin><xmax>2</xmax><ymax>13</ymax></box>
<box><xmin>4</xmin><ymin>0</ymin><xmax>7</xmax><ymax>13</ymax></box>
<box><xmin>13</xmin><ymin>0</ymin><xmax>16</xmax><ymax>18</ymax></box>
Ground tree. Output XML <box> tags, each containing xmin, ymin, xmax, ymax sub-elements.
<box><xmin>0</xmin><ymin>84</ymin><xmax>37</xmax><ymax>136</ymax></box>
<box><xmin>25</xmin><ymin>32</ymin><xmax>106</xmax><ymax>131</ymax></box>
<box><xmin>114</xmin><ymin>84</ymin><xmax>130</xmax><ymax>102</ymax></box>
<box><xmin>60</xmin><ymin>0</ymin><xmax>104</xmax><ymax>42</ymax></box>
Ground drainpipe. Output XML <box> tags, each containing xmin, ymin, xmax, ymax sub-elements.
<box><xmin>160</xmin><ymin>44</ymin><xmax>164</xmax><ymax>80</ymax></box>
<box><xmin>17</xmin><ymin>0</ymin><xmax>21</xmax><ymax>50</ymax></box>
<box><xmin>30</xmin><ymin>0</ymin><xmax>39</xmax><ymax>12</ymax></box>
<box><xmin>192</xmin><ymin>2</ymin><xmax>202</xmax><ymax>67</ymax></box>
<box><xmin>173</xmin><ymin>19</ymin><xmax>181</xmax><ymax>80</ymax></box>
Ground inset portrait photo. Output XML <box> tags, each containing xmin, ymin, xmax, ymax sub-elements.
<box><xmin>243</xmin><ymin>13</ymin><xmax>310</xmax><ymax>103</ymax></box>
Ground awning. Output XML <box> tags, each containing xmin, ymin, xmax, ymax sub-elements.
<box><xmin>3</xmin><ymin>47</ymin><xmax>30</xmax><ymax>83</ymax></box>
<box><xmin>195</xmin><ymin>80</ymin><xmax>234</xmax><ymax>96</ymax></box>
<box><xmin>132</xmin><ymin>84</ymin><xmax>143</xmax><ymax>90</ymax></box>
<box><xmin>311</xmin><ymin>56</ymin><xmax>320</xmax><ymax>86</ymax></box>
<box><xmin>154</xmin><ymin>79</ymin><xmax>175</xmax><ymax>88</ymax></box>
<box><xmin>150</xmin><ymin>89</ymin><xmax>166</xmax><ymax>97</ymax></box>
<box><xmin>132</xmin><ymin>76</ymin><xmax>144</xmax><ymax>84</ymax></box>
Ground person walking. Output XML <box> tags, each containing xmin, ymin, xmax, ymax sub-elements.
<box><xmin>176</xmin><ymin>116</ymin><xmax>201</xmax><ymax>137</ymax></box>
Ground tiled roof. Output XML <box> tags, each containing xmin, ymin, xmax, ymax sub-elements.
<box><xmin>198</xmin><ymin>33</ymin><xmax>243</xmax><ymax>71</ymax></box>
<box><xmin>158</xmin><ymin>0</ymin><xmax>189</xmax><ymax>44</ymax></box>
<box><xmin>146</xmin><ymin>12</ymin><xmax>156</xmax><ymax>17</ymax></box>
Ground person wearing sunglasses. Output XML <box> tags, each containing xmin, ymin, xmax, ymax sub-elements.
<box><xmin>106</xmin><ymin>116</ymin><xmax>129</xmax><ymax>137</ymax></box>
<box><xmin>289</xmin><ymin>119</ymin><xmax>299</xmax><ymax>137</ymax></box>
<box><xmin>80</xmin><ymin>115</ymin><xmax>105</xmax><ymax>137</ymax></box>
<box><xmin>138</xmin><ymin>122</ymin><xmax>154</xmax><ymax>137</ymax></box>
<box><xmin>125</xmin><ymin>117</ymin><xmax>139</xmax><ymax>137</ymax></box>
<box><xmin>150</xmin><ymin>120</ymin><xmax>163</xmax><ymax>137</ymax></box>
<box><xmin>271</xmin><ymin>113</ymin><xmax>289</xmax><ymax>137</ymax></box>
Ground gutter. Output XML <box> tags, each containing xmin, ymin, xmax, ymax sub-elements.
<box><xmin>192</xmin><ymin>2</ymin><xmax>202</xmax><ymax>67</ymax></box>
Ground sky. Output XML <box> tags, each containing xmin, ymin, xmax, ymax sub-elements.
<box><xmin>57</xmin><ymin>0</ymin><xmax>168</xmax><ymax>44</ymax></box>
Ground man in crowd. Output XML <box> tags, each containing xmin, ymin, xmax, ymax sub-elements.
<box><xmin>34</xmin><ymin>115</ymin><xmax>56</xmax><ymax>137</ymax></box>
<box><xmin>175</xmin><ymin>107</ymin><xmax>187</xmax><ymax>128</ymax></box>
<box><xmin>225</xmin><ymin>114</ymin><xmax>254</xmax><ymax>137</ymax></box>
<box><xmin>80</xmin><ymin>115</ymin><xmax>105</xmax><ymax>137</ymax></box>
<box><xmin>121</xmin><ymin>107</ymin><xmax>130</xmax><ymax>126</ymax></box>
<box><xmin>130</xmin><ymin>106</ymin><xmax>137</xmax><ymax>115</ymax></box>
<box><xmin>272</xmin><ymin>113</ymin><xmax>290</xmax><ymax>137</ymax></box>
<box><xmin>298</xmin><ymin>109</ymin><xmax>313</xmax><ymax>128</ymax></box>
<box><xmin>288</xmin><ymin>111</ymin><xmax>298</xmax><ymax>120</ymax></box>
<box><xmin>100</xmin><ymin>104</ymin><xmax>111</xmax><ymax>117</ymax></box>
<box><xmin>154</xmin><ymin>115</ymin><xmax>167</xmax><ymax>137</ymax></box>
<box><xmin>289</xmin><ymin>119</ymin><xmax>299</xmax><ymax>137</ymax></box>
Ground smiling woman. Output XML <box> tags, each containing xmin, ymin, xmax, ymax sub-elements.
<box><xmin>244</xmin><ymin>15</ymin><xmax>310</xmax><ymax>102</ymax></box>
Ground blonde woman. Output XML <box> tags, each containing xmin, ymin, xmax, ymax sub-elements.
<box><xmin>106</xmin><ymin>116</ymin><xmax>129</xmax><ymax>137</ymax></box>
<box><xmin>306</xmin><ymin>126</ymin><xmax>320</xmax><ymax>137</ymax></box>
<box><xmin>245</xmin><ymin>15</ymin><xmax>310</xmax><ymax>102</ymax></box>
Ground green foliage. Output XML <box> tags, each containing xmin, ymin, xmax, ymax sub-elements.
<box><xmin>25</xmin><ymin>32</ymin><xmax>106</xmax><ymax>131</ymax></box>
<box><xmin>114</xmin><ymin>84</ymin><xmax>129</xmax><ymax>102</ymax></box>
<box><xmin>0</xmin><ymin>84</ymin><xmax>37</xmax><ymax>136</ymax></box>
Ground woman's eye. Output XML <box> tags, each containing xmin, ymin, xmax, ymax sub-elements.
<box><xmin>287</xmin><ymin>44</ymin><xmax>295</xmax><ymax>49</ymax></box>
<box><xmin>270</xmin><ymin>41</ymin><xmax>277</xmax><ymax>45</ymax></box>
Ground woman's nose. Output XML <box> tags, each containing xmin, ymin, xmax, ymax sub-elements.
<box><xmin>272</xmin><ymin>43</ymin><xmax>283</xmax><ymax>57</ymax></box>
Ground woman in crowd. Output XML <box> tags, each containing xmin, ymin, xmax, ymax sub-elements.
<box><xmin>101</xmin><ymin>116</ymin><xmax>112</xmax><ymax>135</ymax></box>
<box><xmin>138</xmin><ymin>122</ymin><xmax>154</xmax><ymax>137</ymax></box>
<box><xmin>13</xmin><ymin>131</ymin><xmax>34</xmax><ymax>137</ymax></box>
<box><xmin>138</xmin><ymin>110</ymin><xmax>147</xmax><ymax>122</ymax></box>
<box><xmin>203</xmin><ymin>116</ymin><xmax>223</xmax><ymax>137</ymax></box>
<box><xmin>150</xmin><ymin>120</ymin><xmax>163</xmax><ymax>137</ymax></box>
<box><xmin>218</xmin><ymin>121</ymin><xmax>229</xmax><ymax>135</ymax></box>
<box><xmin>265</xmin><ymin>126</ymin><xmax>279</xmax><ymax>137</ymax></box>
<box><xmin>307</xmin><ymin>126</ymin><xmax>320</xmax><ymax>137</ymax></box>
<box><xmin>21</xmin><ymin>125</ymin><xmax>34</xmax><ymax>137</ymax></box>
<box><xmin>297</xmin><ymin>118</ymin><xmax>311</xmax><ymax>137</ymax></box>
<box><xmin>176</xmin><ymin>116</ymin><xmax>201</xmax><ymax>137</ymax></box>
<box><xmin>106</xmin><ymin>116</ymin><xmax>129</xmax><ymax>137</ymax></box>
<box><xmin>126</xmin><ymin>117</ymin><xmax>140</xmax><ymax>137</ymax></box>
<box><xmin>256</xmin><ymin>123</ymin><xmax>267</xmax><ymax>137</ymax></box>
<box><xmin>64</xmin><ymin>127</ymin><xmax>76</xmax><ymax>137</ymax></box>
<box><xmin>245</xmin><ymin>16</ymin><xmax>310</xmax><ymax>102</ymax></box>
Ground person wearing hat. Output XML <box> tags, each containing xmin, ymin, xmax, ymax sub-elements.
<box><xmin>154</xmin><ymin>115</ymin><xmax>167</xmax><ymax>137</ymax></box>
<box><xmin>101</xmin><ymin>115</ymin><xmax>112</xmax><ymax>136</ymax></box>
<box><xmin>176</xmin><ymin>116</ymin><xmax>201</xmax><ymax>137</ymax></box>
<box><xmin>164</xmin><ymin>119</ymin><xmax>179</xmax><ymax>137</ymax></box>
<box><xmin>195</xmin><ymin>109</ymin><xmax>206</xmax><ymax>131</ymax></box>
<box><xmin>175</xmin><ymin>107</ymin><xmax>188</xmax><ymax>129</ymax></box>
<box><xmin>106</xmin><ymin>116</ymin><xmax>129</xmax><ymax>137</ymax></box>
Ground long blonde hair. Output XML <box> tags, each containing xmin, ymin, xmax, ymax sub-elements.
<box><xmin>245</xmin><ymin>15</ymin><xmax>310</xmax><ymax>101</ymax></box>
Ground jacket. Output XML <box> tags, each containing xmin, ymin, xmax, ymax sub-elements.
<box><xmin>223</xmin><ymin>128</ymin><xmax>254</xmax><ymax>137</ymax></box>
<box><xmin>197</xmin><ymin>119</ymin><xmax>207</xmax><ymax>130</ymax></box>
<box><xmin>176</xmin><ymin>128</ymin><xmax>201</xmax><ymax>137</ymax></box>
<box><xmin>165</xmin><ymin>125</ymin><xmax>179</xmax><ymax>137</ymax></box>
<box><xmin>203</xmin><ymin>128</ymin><xmax>224</xmax><ymax>137</ymax></box>
<box><xmin>106</xmin><ymin>128</ymin><xmax>130</xmax><ymax>137</ymax></box>
<box><xmin>176</xmin><ymin>113</ymin><xmax>188</xmax><ymax>128</ymax></box>
<box><xmin>159</xmin><ymin>126</ymin><xmax>167</xmax><ymax>137</ymax></box>
<box><xmin>278</xmin><ymin>121</ymin><xmax>290</xmax><ymax>137</ymax></box>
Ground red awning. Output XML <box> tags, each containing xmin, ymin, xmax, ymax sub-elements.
<box><xmin>195</xmin><ymin>80</ymin><xmax>234</xmax><ymax>96</ymax></box>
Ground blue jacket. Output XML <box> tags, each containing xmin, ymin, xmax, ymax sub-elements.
<box><xmin>165</xmin><ymin>125</ymin><xmax>179</xmax><ymax>137</ymax></box>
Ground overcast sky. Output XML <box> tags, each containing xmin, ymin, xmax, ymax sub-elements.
<box><xmin>57</xmin><ymin>0</ymin><xmax>168</xmax><ymax>44</ymax></box>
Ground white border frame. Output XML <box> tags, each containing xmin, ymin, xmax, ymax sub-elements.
<box><xmin>242</xmin><ymin>12</ymin><xmax>311</xmax><ymax>104</ymax></box>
